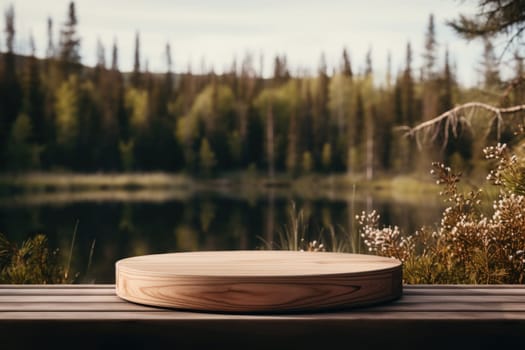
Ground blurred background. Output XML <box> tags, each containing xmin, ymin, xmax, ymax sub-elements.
<box><xmin>0</xmin><ymin>0</ymin><xmax>523</xmax><ymax>282</ymax></box>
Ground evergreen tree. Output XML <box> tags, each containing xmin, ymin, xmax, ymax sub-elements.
<box><xmin>423</xmin><ymin>14</ymin><xmax>437</xmax><ymax>80</ymax></box>
<box><xmin>392</xmin><ymin>42</ymin><xmax>417</xmax><ymax>172</ymax></box>
<box><xmin>313</xmin><ymin>53</ymin><xmax>330</xmax><ymax>167</ymax></box>
<box><xmin>449</xmin><ymin>0</ymin><xmax>525</xmax><ymax>52</ymax></box>
<box><xmin>6</xmin><ymin>114</ymin><xmax>40</xmax><ymax>171</ymax></box>
<box><xmin>46</xmin><ymin>17</ymin><xmax>55</xmax><ymax>58</ymax></box>
<box><xmin>96</xmin><ymin>38</ymin><xmax>106</xmax><ymax>68</ymax></box>
<box><xmin>481</xmin><ymin>37</ymin><xmax>501</xmax><ymax>88</ymax></box>
<box><xmin>321</xmin><ymin>142</ymin><xmax>332</xmax><ymax>172</ymax></box>
<box><xmin>273</xmin><ymin>55</ymin><xmax>289</xmax><ymax>85</ymax></box>
<box><xmin>342</xmin><ymin>48</ymin><xmax>353</xmax><ymax>78</ymax></box>
<box><xmin>365</xmin><ymin>48</ymin><xmax>373</xmax><ymax>77</ymax></box>
<box><xmin>23</xmin><ymin>34</ymin><xmax>45</xmax><ymax>145</ymax></box>
<box><xmin>0</xmin><ymin>5</ymin><xmax>22</xmax><ymax>167</ymax></box>
<box><xmin>58</xmin><ymin>1</ymin><xmax>81</xmax><ymax>78</ymax></box>
<box><xmin>402</xmin><ymin>42</ymin><xmax>415</xmax><ymax>126</ymax></box>
<box><xmin>130</xmin><ymin>31</ymin><xmax>142</xmax><ymax>88</ymax></box>
<box><xmin>54</xmin><ymin>75</ymin><xmax>79</xmax><ymax>149</ymax></box>
<box><xmin>165</xmin><ymin>42</ymin><xmax>173</xmax><ymax>99</ymax></box>
<box><xmin>386</xmin><ymin>51</ymin><xmax>392</xmax><ymax>89</ymax></box>
<box><xmin>349</xmin><ymin>88</ymin><xmax>364</xmax><ymax>173</ymax></box>
<box><xmin>199</xmin><ymin>138</ymin><xmax>216</xmax><ymax>177</ymax></box>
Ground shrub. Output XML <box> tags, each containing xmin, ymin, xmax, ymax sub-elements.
<box><xmin>359</xmin><ymin>143</ymin><xmax>525</xmax><ymax>284</ymax></box>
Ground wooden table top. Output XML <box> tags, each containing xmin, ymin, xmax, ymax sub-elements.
<box><xmin>1</xmin><ymin>284</ymin><xmax>525</xmax><ymax>349</ymax></box>
<box><xmin>1</xmin><ymin>284</ymin><xmax>525</xmax><ymax>320</ymax></box>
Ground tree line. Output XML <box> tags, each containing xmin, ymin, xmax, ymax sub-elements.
<box><xmin>1</xmin><ymin>1</ymin><xmax>522</xmax><ymax>177</ymax></box>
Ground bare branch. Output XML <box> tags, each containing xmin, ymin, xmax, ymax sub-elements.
<box><xmin>399</xmin><ymin>102</ymin><xmax>525</xmax><ymax>148</ymax></box>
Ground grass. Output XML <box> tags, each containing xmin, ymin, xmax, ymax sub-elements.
<box><xmin>0</xmin><ymin>172</ymin><xmax>194</xmax><ymax>191</ymax></box>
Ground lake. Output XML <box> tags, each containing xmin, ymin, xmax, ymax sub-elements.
<box><xmin>0</xmin><ymin>188</ymin><xmax>446</xmax><ymax>283</ymax></box>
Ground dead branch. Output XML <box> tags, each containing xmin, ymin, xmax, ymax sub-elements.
<box><xmin>400</xmin><ymin>102</ymin><xmax>525</xmax><ymax>148</ymax></box>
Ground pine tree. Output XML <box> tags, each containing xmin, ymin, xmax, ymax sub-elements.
<box><xmin>349</xmin><ymin>88</ymin><xmax>364</xmax><ymax>173</ymax></box>
<box><xmin>423</xmin><ymin>14</ymin><xmax>437</xmax><ymax>80</ymax></box>
<box><xmin>266</xmin><ymin>101</ymin><xmax>275</xmax><ymax>178</ymax></box>
<box><xmin>273</xmin><ymin>55</ymin><xmax>289</xmax><ymax>85</ymax></box>
<box><xmin>165</xmin><ymin>42</ymin><xmax>173</xmax><ymax>98</ymax></box>
<box><xmin>342</xmin><ymin>48</ymin><xmax>353</xmax><ymax>78</ymax></box>
<box><xmin>46</xmin><ymin>17</ymin><xmax>55</xmax><ymax>58</ymax></box>
<box><xmin>386</xmin><ymin>51</ymin><xmax>392</xmax><ymax>89</ymax></box>
<box><xmin>481</xmin><ymin>37</ymin><xmax>501</xmax><ymax>88</ymax></box>
<box><xmin>402</xmin><ymin>42</ymin><xmax>415</xmax><ymax>126</ymax></box>
<box><xmin>96</xmin><ymin>38</ymin><xmax>106</xmax><ymax>68</ymax></box>
<box><xmin>58</xmin><ymin>1</ymin><xmax>81</xmax><ymax>78</ymax></box>
<box><xmin>365</xmin><ymin>48</ymin><xmax>373</xmax><ymax>77</ymax></box>
<box><xmin>130</xmin><ymin>31</ymin><xmax>142</xmax><ymax>88</ymax></box>
<box><xmin>93</xmin><ymin>38</ymin><xmax>106</xmax><ymax>85</ymax></box>
<box><xmin>0</xmin><ymin>5</ymin><xmax>22</xmax><ymax>167</ymax></box>
<box><xmin>199</xmin><ymin>138</ymin><xmax>216</xmax><ymax>177</ymax></box>
<box><xmin>392</xmin><ymin>42</ymin><xmax>416</xmax><ymax>172</ymax></box>
<box><xmin>314</xmin><ymin>53</ymin><xmax>330</xmax><ymax>167</ymax></box>
<box><xmin>111</xmin><ymin>38</ymin><xmax>119</xmax><ymax>71</ymax></box>
<box><xmin>449</xmin><ymin>0</ymin><xmax>525</xmax><ymax>53</ymax></box>
<box><xmin>6</xmin><ymin>114</ymin><xmax>39</xmax><ymax>171</ymax></box>
<box><xmin>23</xmin><ymin>34</ymin><xmax>45</xmax><ymax>145</ymax></box>
<box><xmin>321</xmin><ymin>142</ymin><xmax>332</xmax><ymax>172</ymax></box>
<box><xmin>54</xmin><ymin>75</ymin><xmax>80</xmax><ymax>164</ymax></box>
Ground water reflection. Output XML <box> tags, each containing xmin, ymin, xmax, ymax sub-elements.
<box><xmin>0</xmin><ymin>189</ymin><xmax>445</xmax><ymax>283</ymax></box>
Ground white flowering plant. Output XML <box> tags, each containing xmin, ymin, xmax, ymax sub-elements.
<box><xmin>359</xmin><ymin>143</ymin><xmax>525</xmax><ymax>284</ymax></box>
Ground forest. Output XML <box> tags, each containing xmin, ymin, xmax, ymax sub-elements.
<box><xmin>0</xmin><ymin>1</ymin><xmax>523</xmax><ymax>178</ymax></box>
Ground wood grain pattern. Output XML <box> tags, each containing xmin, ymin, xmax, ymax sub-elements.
<box><xmin>115</xmin><ymin>250</ymin><xmax>402</xmax><ymax>312</ymax></box>
<box><xmin>2</xmin><ymin>285</ymin><xmax>525</xmax><ymax>349</ymax></box>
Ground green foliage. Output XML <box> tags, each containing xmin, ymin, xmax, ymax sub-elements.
<box><xmin>449</xmin><ymin>0</ymin><xmax>525</xmax><ymax>49</ymax></box>
<box><xmin>199</xmin><ymin>138</ymin><xmax>216</xmax><ymax>177</ymax></box>
<box><xmin>228</xmin><ymin>130</ymin><xmax>242</xmax><ymax>166</ymax></box>
<box><xmin>0</xmin><ymin>2</ymin><xmax>521</xmax><ymax>177</ymax></box>
<box><xmin>55</xmin><ymin>75</ymin><xmax>79</xmax><ymax>147</ymax></box>
<box><xmin>175</xmin><ymin>83</ymin><xmax>235</xmax><ymax>170</ymax></box>
<box><xmin>321</xmin><ymin>142</ymin><xmax>332</xmax><ymax>171</ymax></box>
<box><xmin>0</xmin><ymin>233</ymin><xmax>72</xmax><ymax>284</ymax></box>
<box><xmin>125</xmin><ymin>88</ymin><xmax>148</xmax><ymax>131</ymax></box>
<box><xmin>6</xmin><ymin>114</ymin><xmax>41</xmax><ymax>171</ymax></box>
<box><xmin>301</xmin><ymin>151</ymin><xmax>313</xmax><ymax>174</ymax></box>
<box><xmin>119</xmin><ymin>139</ymin><xmax>135</xmax><ymax>171</ymax></box>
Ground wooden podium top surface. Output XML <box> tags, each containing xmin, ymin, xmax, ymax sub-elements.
<box><xmin>116</xmin><ymin>250</ymin><xmax>401</xmax><ymax>277</ymax></box>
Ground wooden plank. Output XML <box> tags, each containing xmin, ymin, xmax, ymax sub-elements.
<box><xmin>396</xmin><ymin>294</ymin><xmax>525</xmax><ymax>303</ymax></box>
<box><xmin>1</xmin><ymin>285</ymin><xmax>525</xmax><ymax>316</ymax></box>
<box><xmin>0</xmin><ymin>288</ymin><xmax>116</xmax><ymax>296</ymax></box>
<box><xmin>1</xmin><ymin>284</ymin><xmax>525</xmax><ymax>349</ymax></box>
<box><xmin>1</xmin><ymin>310</ymin><xmax>525</xmax><ymax>320</ymax></box>
<box><xmin>0</xmin><ymin>295</ymin><xmax>122</xmax><ymax>302</ymax></box>
<box><xmin>0</xmin><ymin>284</ymin><xmax>113</xmax><ymax>289</ymax></box>
<box><xmin>404</xmin><ymin>288</ymin><xmax>525</xmax><ymax>295</ymax></box>
<box><xmin>1</xmin><ymin>301</ymin><xmax>525</xmax><ymax>313</ymax></box>
<box><xmin>116</xmin><ymin>251</ymin><xmax>402</xmax><ymax>312</ymax></box>
<box><xmin>406</xmin><ymin>284</ymin><xmax>525</xmax><ymax>289</ymax></box>
<box><xmin>2</xmin><ymin>293</ymin><xmax>525</xmax><ymax>305</ymax></box>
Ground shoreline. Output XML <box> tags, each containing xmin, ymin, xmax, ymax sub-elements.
<box><xmin>0</xmin><ymin>171</ymin><xmax>448</xmax><ymax>205</ymax></box>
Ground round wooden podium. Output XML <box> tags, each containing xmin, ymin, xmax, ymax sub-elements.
<box><xmin>115</xmin><ymin>250</ymin><xmax>402</xmax><ymax>313</ymax></box>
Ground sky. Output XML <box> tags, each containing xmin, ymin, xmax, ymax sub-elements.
<box><xmin>1</xmin><ymin>0</ymin><xmax>513</xmax><ymax>86</ymax></box>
